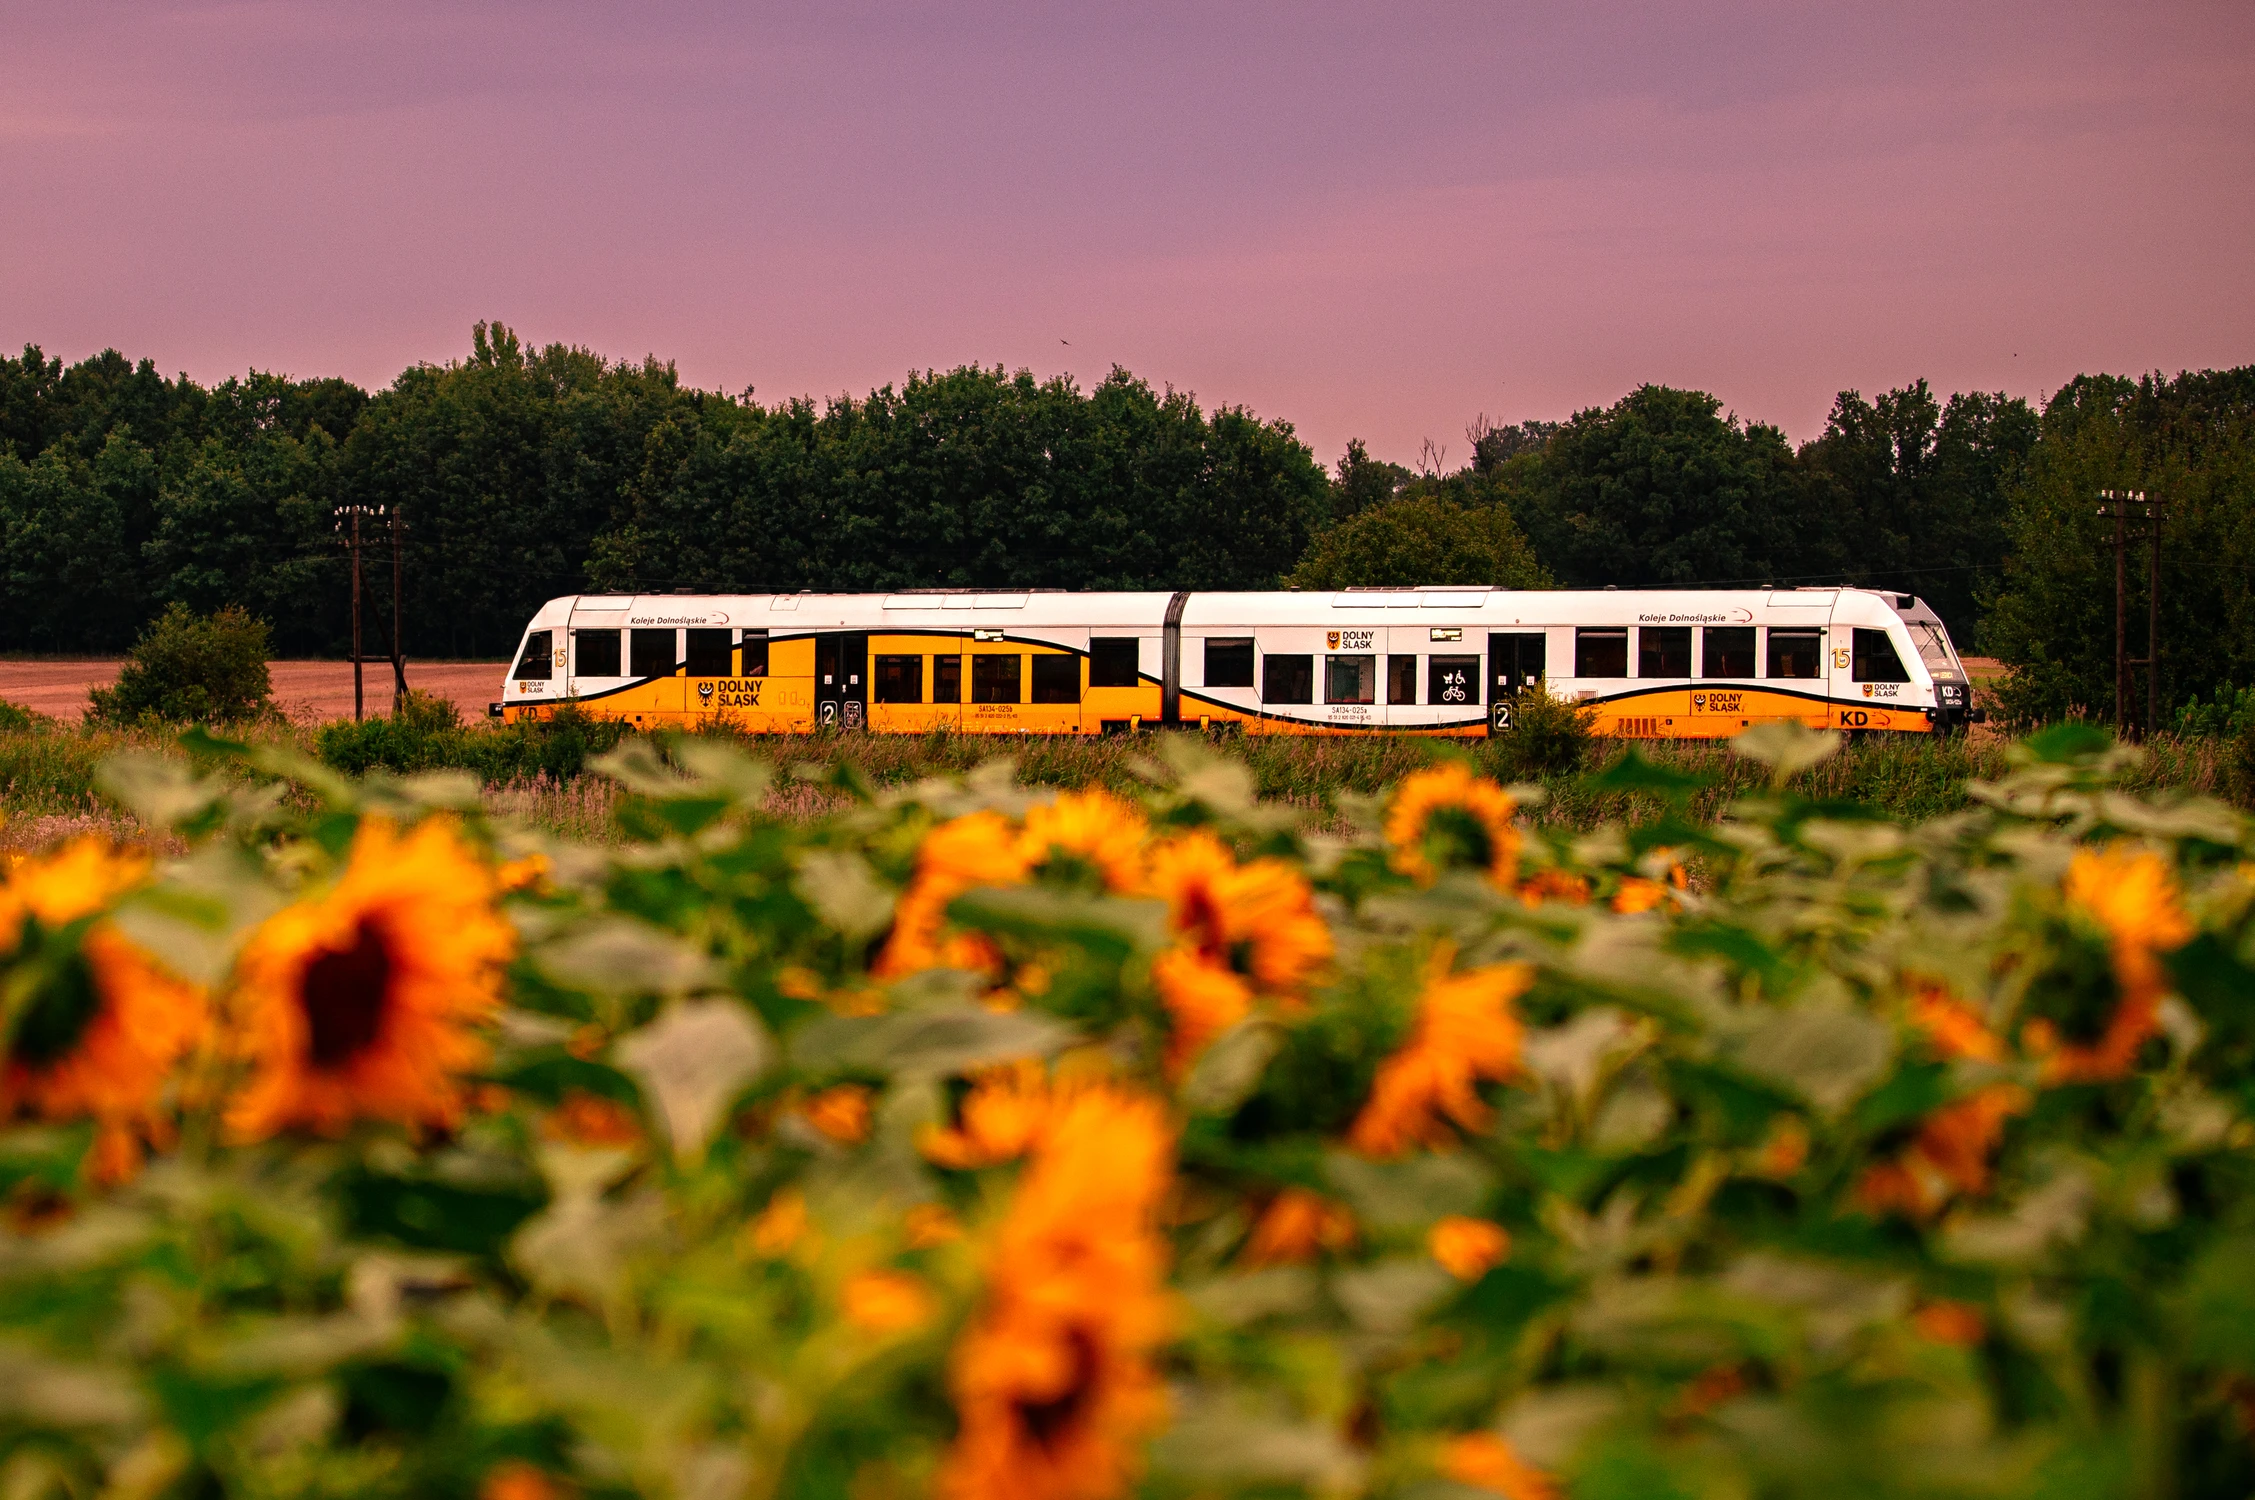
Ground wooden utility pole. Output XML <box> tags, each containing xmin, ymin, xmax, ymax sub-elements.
<box><xmin>389</xmin><ymin>505</ymin><xmax>408</xmax><ymax>697</ymax></box>
<box><xmin>2096</xmin><ymin>489</ymin><xmax>2167</xmax><ymax>738</ymax></box>
<box><xmin>335</xmin><ymin>503</ymin><xmax>371</xmax><ymax>721</ymax></box>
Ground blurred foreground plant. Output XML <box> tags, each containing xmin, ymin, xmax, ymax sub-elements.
<box><xmin>0</xmin><ymin>724</ymin><xmax>2252</xmax><ymax>1499</ymax></box>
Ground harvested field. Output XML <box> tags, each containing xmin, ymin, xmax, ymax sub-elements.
<box><xmin>0</xmin><ymin>660</ymin><xmax>508</xmax><ymax>724</ymax></box>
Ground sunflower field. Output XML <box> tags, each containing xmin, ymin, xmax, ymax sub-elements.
<box><xmin>1</xmin><ymin>721</ymin><xmax>2254</xmax><ymax>1500</ymax></box>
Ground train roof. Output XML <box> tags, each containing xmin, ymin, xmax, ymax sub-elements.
<box><xmin>527</xmin><ymin>586</ymin><xmax>1940</xmax><ymax>632</ymax></box>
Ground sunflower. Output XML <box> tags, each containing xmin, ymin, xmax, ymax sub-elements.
<box><xmin>843</xmin><ymin>1269</ymin><xmax>937</xmax><ymax>1335</ymax></box>
<box><xmin>920</xmin><ymin>1059</ymin><xmax>1056</xmax><ymax>1169</ymax></box>
<box><xmin>1441</xmin><ymin>1433</ymin><xmax>1560</xmax><ymax>1500</ymax></box>
<box><xmin>1428</xmin><ymin>1215</ymin><xmax>1511</xmax><ymax>1281</ymax></box>
<box><xmin>0</xmin><ymin>839</ymin><xmax>206</xmax><ymax>1181</ymax></box>
<box><xmin>876</xmin><ymin>812</ymin><xmax>1034</xmax><ymax>980</ymax></box>
<box><xmin>1517</xmin><ymin>869</ymin><xmax>1590</xmax><ymax>908</ymax></box>
<box><xmin>1348</xmin><ymin>944</ymin><xmax>1531</xmax><ymax>1157</ymax></box>
<box><xmin>1240</xmin><ymin>1188</ymin><xmax>1356</xmax><ymax>1267</ymax></box>
<box><xmin>1385</xmin><ymin>764</ymin><xmax>1520</xmax><ymax>889</ymax></box>
<box><xmin>1913</xmin><ymin>1300</ymin><xmax>1986</xmax><ymax>1347</ymax></box>
<box><xmin>1853</xmin><ymin>1083</ymin><xmax>2029</xmax><ymax>1218</ymax></box>
<box><xmin>1018</xmin><ymin>789</ymin><xmax>1149</xmax><ymax>893</ymax></box>
<box><xmin>942</xmin><ymin>1085</ymin><xmax>1174</xmax><ymax>1500</ymax></box>
<box><xmin>2021</xmin><ymin>845</ymin><xmax>2195</xmax><ymax>1083</ymax></box>
<box><xmin>1906</xmin><ymin>983</ymin><xmax>2005</xmax><ymax>1062</ymax></box>
<box><xmin>224</xmin><ymin>817</ymin><xmax>515</xmax><ymax>1140</ymax></box>
<box><xmin>802</xmin><ymin>1083</ymin><xmax>874</xmax><ymax>1144</ymax></box>
<box><xmin>1145</xmin><ymin>831</ymin><xmax>1332</xmax><ymax>1071</ymax></box>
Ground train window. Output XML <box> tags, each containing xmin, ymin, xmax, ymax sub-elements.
<box><xmin>1387</xmin><ymin>655</ymin><xmax>1418</xmax><ymax>705</ymax></box>
<box><xmin>1768</xmin><ymin>628</ymin><xmax>1822</xmax><ymax>679</ymax></box>
<box><xmin>874</xmin><ymin>654</ymin><xmax>923</xmax><ymax>703</ymax></box>
<box><xmin>1325</xmin><ymin>656</ymin><xmax>1375</xmax><ymax>704</ymax></box>
<box><xmin>740</xmin><ymin>632</ymin><xmax>769</xmax><ymax>677</ymax></box>
<box><xmin>1702</xmin><ymin>626</ymin><xmax>1754</xmax><ymax>677</ymax></box>
<box><xmin>1089</xmin><ymin>638</ymin><xmax>1140</xmax><ymax>687</ymax></box>
<box><xmin>972</xmin><ymin>654</ymin><xmax>1022</xmax><ymax>704</ymax></box>
<box><xmin>933</xmin><ymin>654</ymin><xmax>962</xmax><ymax>703</ymax></box>
<box><xmin>685</xmin><ymin>628</ymin><xmax>732</xmax><ymax>677</ymax></box>
<box><xmin>1575</xmin><ymin>628</ymin><xmax>1629</xmax><ymax>678</ymax></box>
<box><xmin>1909</xmin><ymin>621</ymin><xmax>1960</xmax><ymax>673</ymax></box>
<box><xmin>514</xmin><ymin>630</ymin><xmax>553</xmax><ymax>682</ymax></box>
<box><xmin>630</xmin><ymin>628</ymin><xmax>677</xmax><ymax>678</ymax></box>
<box><xmin>575</xmin><ymin>629</ymin><xmax>621</xmax><ymax>677</ymax></box>
<box><xmin>1205</xmin><ymin>638</ymin><xmax>1255</xmax><ymax>688</ymax></box>
<box><xmin>1428</xmin><ymin>656</ymin><xmax>1478</xmax><ymax>707</ymax></box>
<box><xmin>1263</xmin><ymin>654</ymin><xmax>1314</xmax><ymax>704</ymax></box>
<box><xmin>1853</xmin><ymin>628</ymin><xmax>1911</xmax><ymax>683</ymax></box>
<box><xmin>1639</xmin><ymin>626</ymin><xmax>1691</xmax><ymax>677</ymax></box>
<box><xmin>1031</xmin><ymin>655</ymin><xmax>1081</xmax><ymax>703</ymax></box>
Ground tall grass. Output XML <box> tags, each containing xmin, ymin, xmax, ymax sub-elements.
<box><xmin>0</xmin><ymin>698</ymin><xmax>2242</xmax><ymax>853</ymax></box>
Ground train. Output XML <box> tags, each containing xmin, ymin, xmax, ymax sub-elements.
<box><xmin>492</xmin><ymin>585</ymin><xmax>1979</xmax><ymax>737</ymax></box>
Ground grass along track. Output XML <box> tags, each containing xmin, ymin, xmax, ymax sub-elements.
<box><xmin>0</xmin><ymin>711</ymin><xmax>2241</xmax><ymax>853</ymax></box>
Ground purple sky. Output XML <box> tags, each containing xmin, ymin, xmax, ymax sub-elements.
<box><xmin>6</xmin><ymin>1</ymin><xmax>2251</xmax><ymax>465</ymax></box>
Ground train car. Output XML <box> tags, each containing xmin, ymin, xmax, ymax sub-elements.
<box><xmin>492</xmin><ymin>585</ymin><xmax>1978</xmax><ymax>736</ymax></box>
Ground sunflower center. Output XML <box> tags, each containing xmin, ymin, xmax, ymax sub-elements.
<box><xmin>302</xmin><ymin>919</ymin><xmax>395</xmax><ymax>1067</ymax></box>
<box><xmin>1015</xmin><ymin>1326</ymin><xmax>1098</xmax><ymax>1453</ymax></box>
<box><xmin>1180</xmin><ymin>886</ymin><xmax>1228</xmax><ymax>964</ymax></box>
<box><xmin>9</xmin><ymin>952</ymin><xmax>103</xmax><ymax>1069</ymax></box>
<box><xmin>2023</xmin><ymin>919</ymin><xmax>2123</xmax><ymax>1046</ymax></box>
<box><xmin>1033</xmin><ymin>850</ymin><xmax>1105</xmax><ymax>895</ymax></box>
<box><xmin>1422</xmin><ymin>808</ymin><xmax>1495</xmax><ymax>872</ymax></box>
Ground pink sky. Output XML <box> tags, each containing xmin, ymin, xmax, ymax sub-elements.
<box><xmin>5</xmin><ymin>1</ymin><xmax>2251</xmax><ymax>465</ymax></box>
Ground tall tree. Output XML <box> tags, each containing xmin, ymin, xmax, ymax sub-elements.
<box><xmin>1796</xmin><ymin>380</ymin><xmax>2037</xmax><ymax>637</ymax></box>
<box><xmin>1980</xmin><ymin>369</ymin><xmax>2255</xmax><ymax>725</ymax></box>
<box><xmin>1508</xmin><ymin>385</ymin><xmax>1805</xmax><ymax>588</ymax></box>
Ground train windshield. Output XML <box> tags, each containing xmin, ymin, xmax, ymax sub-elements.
<box><xmin>1909</xmin><ymin>621</ymin><xmax>1962</xmax><ymax>678</ymax></box>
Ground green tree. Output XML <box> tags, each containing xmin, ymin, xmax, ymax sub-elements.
<box><xmin>1285</xmin><ymin>492</ymin><xmax>1549</xmax><ymax>590</ymax></box>
<box><xmin>1796</xmin><ymin>380</ymin><xmax>2037</xmax><ymax>637</ymax></box>
<box><xmin>1981</xmin><ymin>368</ymin><xmax>2255</xmax><ymax>726</ymax></box>
<box><xmin>1329</xmin><ymin>438</ymin><xmax>1411</xmax><ymax>521</ymax></box>
<box><xmin>1509</xmin><ymin>385</ymin><xmax>1805</xmax><ymax>588</ymax></box>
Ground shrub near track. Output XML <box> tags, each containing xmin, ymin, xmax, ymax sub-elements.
<box><xmin>0</xmin><ymin>724</ymin><xmax>2252</xmax><ymax>1497</ymax></box>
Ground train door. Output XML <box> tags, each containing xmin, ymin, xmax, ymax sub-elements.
<box><xmin>1487</xmin><ymin>633</ymin><xmax>1545</xmax><ymax>732</ymax></box>
<box><xmin>814</xmin><ymin>632</ymin><xmax>868</xmax><ymax>730</ymax></box>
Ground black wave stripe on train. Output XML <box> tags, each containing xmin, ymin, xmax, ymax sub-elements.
<box><xmin>1575</xmin><ymin>682</ymin><xmax>1929</xmax><ymax>710</ymax></box>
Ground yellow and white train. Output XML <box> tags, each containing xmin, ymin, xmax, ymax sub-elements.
<box><xmin>493</xmin><ymin>586</ymin><xmax>1977</xmax><ymax>737</ymax></box>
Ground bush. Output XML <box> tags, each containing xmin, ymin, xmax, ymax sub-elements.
<box><xmin>86</xmin><ymin>603</ymin><xmax>275</xmax><ymax>725</ymax></box>
<box><xmin>316</xmin><ymin>698</ymin><xmax>634</xmax><ymax>782</ymax></box>
<box><xmin>0</xmin><ymin>698</ymin><xmax>38</xmax><ymax>733</ymax></box>
<box><xmin>1489</xmin><ymin>681</ymin><xmax>1597</xmax><ymax>776</ymax></box>
<box><xmin>2176</xmin><ymin>682</ymin><xmax>2255</xmax><ymax>738</ymax></box>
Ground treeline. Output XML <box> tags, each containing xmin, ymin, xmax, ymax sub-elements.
<box><xmin>0</xmin><ymin>324</ymin><xmax>1330</xmax><ymax>658</ymax></box>
<box><xmin>2</xmin><ymin>323</ymin><xmax>2250</xmax><ymax>724</ymax></box>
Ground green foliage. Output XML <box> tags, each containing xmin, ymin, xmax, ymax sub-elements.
<box><xmin>1980</xmin><ymin>369</ymin><xmax>2255</xmax><ymax>726</ymax></box>
<box><xmin>85</xmin><ymin>602</ymin><xmax>276</xmax><ymax>725</ymax></box>
<box><xmin>2176</xmin><ymin>683</ymin><xmax>2255</xmax><ymax>738</ymax></box>
<box><xmin>1796</xmin><ymin>380</ymin><xmax>2038</xmax><ymax>639</ymax></box>
<box><xmin>0</xmin><ymin>728</ymin><xmax>2249</xmax><ymax>1497</ymax></box>
<box><xmin>1488</xmin><ymin>684</ymin><xmax>1598</xmax><ymax>777</ymax></box>
<box><xmin>317</xmin><ymin>697</ymin><xmax>633</xmax><ymax>782</ymax></box>
<box><xmin>1284</xmin><ymin>492</ymin><xmax>1549</xmax><ymax>590</ymax></box>
<box><xmin>1507</xmin><ymin>384</ymin><xmax>1808</xmax><ymax>588</ymax></box>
